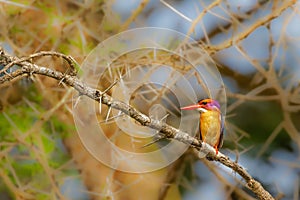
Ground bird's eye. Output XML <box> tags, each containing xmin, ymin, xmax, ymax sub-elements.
<box><xmin>201</xmin><ymin>101</ymin><xmax>207</xmax><ymax>105</ymax></box>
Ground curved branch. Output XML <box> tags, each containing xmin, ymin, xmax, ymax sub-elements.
<box><xmin>0</xmin><ymin>49</ymin><xmax>274</xmax><ymax>200</ymax></box>
<box><xmin>206</xmin><ymin>0</ymin><xmax>296</xmax><ymax>53</ymax></box>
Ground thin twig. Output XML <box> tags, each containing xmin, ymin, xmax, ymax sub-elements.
<box><xmin>119</xmin><ymin>0</ymin><xmax>150</xmax><ymax>31</ymax></box>
<box><xmin>206</xmin><ymin>0</ymin><xmax>296</xmax><ymax>53</ymax></box>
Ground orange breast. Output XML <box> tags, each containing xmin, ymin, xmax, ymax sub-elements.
<box><xmin>199</xmin><ymin>110</ymin><xmax>221</xmax><ymax>148</ymax></box>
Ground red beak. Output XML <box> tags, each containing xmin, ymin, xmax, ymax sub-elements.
<box><xmin>180</xmin><ymin>104</ymin><xmax>201</xmax><ymax>110</ymax></box>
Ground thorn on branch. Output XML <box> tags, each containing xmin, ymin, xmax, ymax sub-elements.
<box><xmin>140</xmin><ymin>133</ymin><xmax>166</xmax><ymax>149</ymax></box>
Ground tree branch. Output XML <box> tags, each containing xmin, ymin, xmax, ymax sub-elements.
<box><xmin>0</xmin><ymin>49</ymin><xmax>274</xmax><ymax>200</ymax></box>
<box><xmin>205</xmin><ymin>0</ymin><xmax>296</xmax><ymax>54</ymax></box>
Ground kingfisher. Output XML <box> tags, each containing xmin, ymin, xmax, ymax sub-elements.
<box><xmin>181</xmin><ymin>99</ymin><xmax>224</xmax><ymax>154</ymax></box>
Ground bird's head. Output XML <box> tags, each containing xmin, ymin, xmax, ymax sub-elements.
<box><xmin>181</xmin><ymin>98</ymin><xmax>220</xmax><ymax>113</ymax></box>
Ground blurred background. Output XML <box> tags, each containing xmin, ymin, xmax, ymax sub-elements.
<box><xmin>0</xmin><ymin>0</ymin><xmax>299</xmax><ymax>199</ymax></box>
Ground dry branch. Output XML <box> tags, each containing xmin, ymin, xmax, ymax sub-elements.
<box><xmin>0</xmin><ymin>49</ymin><xmax>275</xmax><ymax>200</ymax></box>
<box><xmin>205</xmin><ymin>0</ymin><xmax>296</xmax><ymax>54</ymax></box>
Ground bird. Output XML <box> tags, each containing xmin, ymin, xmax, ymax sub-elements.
<box><xmin>181</xmin><ymin>98</ymin><xmax>224</xmax><ymax>154</ymax></box>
